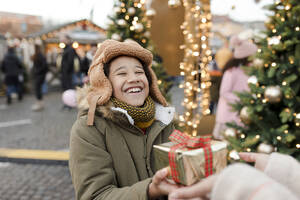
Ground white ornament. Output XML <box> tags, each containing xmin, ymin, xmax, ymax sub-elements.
<box><xmin>223</xmin><ymin>128</ymin><xmax>237</xmax><ymax>138</ymax></box>
<box><xmin>134</xmin><ymin>23</ymin><xmax>144</xmax><ymax>33</ymax></box>
<box><xmin>111</xmin><ymin>33</ymin><xmax>121</xmax><ymax>41</ymax></box>
<box><xmin>248</xmin><ymin>75</ymin><xmax>258</xmax><ymax>85</ymax></box>
<box><xmin>128</xmin><ymin>7</ymin><xmax>136</xmax><ymax>15</ymax></box>
<box><xmin>264</xmin><ymin>86</ymin><xmax>282</xmax><ymax>103</ymax></box>
<box><xmin>144</xmin><ymin>31</ymin><xmax>151</xmax><ymax>37</ymax></box>
<box><xmin>253</xmin><ymin>58</ymin><xmax>264</xmax><ymax>68</ymax></box>
<box><xmin>117</xmin><ymin>19</ymin><xmax>127</xmax><ymax>27</ymax></box>
<box><xmin>268</xmin><ymin>36</ymin><xmax>280</xmax><ymax>45</ymax></box>
<box><xmin>257</xmin><ymin>143</ymin><xmax>274</xmax><ymax>154</ymax></box>
<box><xmin>229</xmin><ymin>150</ymin><xmax>240</xmax><ymax>161</ymax></box>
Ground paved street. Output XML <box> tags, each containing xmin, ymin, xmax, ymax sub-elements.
<box><xmin>0</xmin><ymin>83</ymin><xmax>184</xmax><ymax>200</ymax></box>
<box><xmin>0</xmin><ymin>87</ymin><xmax>76</xmax><ymax>200</ymax></box>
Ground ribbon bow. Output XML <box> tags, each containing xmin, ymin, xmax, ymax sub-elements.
<box><xmin>168</xmin><ymin>130</ymin><xmax>213</xmax><ymax>183</ymax></box>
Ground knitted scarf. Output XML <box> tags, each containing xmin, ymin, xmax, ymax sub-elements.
<box><xmin>111</xmin><ymin>96</ymin><xmax>155</xmax><ymax>129</ymax></box>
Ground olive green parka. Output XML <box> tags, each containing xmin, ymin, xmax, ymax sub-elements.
<box><xmin>69</xmin><ymin>87</ymin><xmax>175</xmax><ymax>200</ymax></box>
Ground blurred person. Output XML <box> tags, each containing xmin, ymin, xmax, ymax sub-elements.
<box><xmin>1</xmin><ymin>46</ymin><xmax>24</xmax><ymax>104</ymax></box>
<box><xmin>214</xmin><ymin>43</ymin><xmax>233</xmax><ymax>71</ymax></box>
<box><xmin>86</xmin><ymin>44</ymin><xmax>97</xmax><ymax>61</ymax></box>
<box><xmin>61</xmin><ymin>35</ymin><xmax>78</xmax><ymax>91</ymax></box>
<box><xmin>212</xmin><ymin>35</ymin><xmax>257</xmax><ymax>140</ymax></box>
<box><xmin>31</xmin><ymin>44</ymin><xmax>48</xmax><ymax>111</ymax></box>
<box><xmin>169</xmin><ymin>152</ymin><xmax>300</xmax><ymax>200</ymax></box>
<box><xmin>69</xmin><ymin>40</ymin><xmax>179</xmax><ymax>200</ymax></box>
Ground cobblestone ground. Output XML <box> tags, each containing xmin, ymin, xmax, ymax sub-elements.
<box><xmin>0</xmin><ymin>162</ymin><xmax>74</xmax><ymax>200</ymax></box>
<box><xmin>0</xmin><ymin>88</ymin><xmax>76</xmax><ymax>200</ymax></box>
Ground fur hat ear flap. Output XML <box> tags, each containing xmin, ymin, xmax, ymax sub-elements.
<box><xmin>87</xmin><ymin>61</ymin><xmax>112</xmax><ymax>125</ymax></box>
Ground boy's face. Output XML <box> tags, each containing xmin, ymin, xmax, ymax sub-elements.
<box><xmin>108</xmin><ymin>56</ymin><xmax>149</xmax><ymax>106</ymax></box>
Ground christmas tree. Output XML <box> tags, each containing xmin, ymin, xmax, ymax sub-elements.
<box><xmin>106</xmin><ymin>0</ymin><xmax>173</xmax><ymax>101</ymax></box>
<box><xmin>226</xmin><ymin>0</ymin><xmax>300</xmax><ymax>160</ymax></box>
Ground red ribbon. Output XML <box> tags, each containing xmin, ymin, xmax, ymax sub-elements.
<box><xmin>168</xmin><ymin>130</ymin><xmax>213</xmax><ymax>183</ymax></box>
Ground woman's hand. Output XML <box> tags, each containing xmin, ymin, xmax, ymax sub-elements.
<box><xmin>168</xmin><ymin>175</ymin><xmax>218</xmax><ymax>200</ymax></box>
<box><xmin>148</xmin><ymin>167</ymin><xmax>181</xmax><ymax>199</ymax></box>
<box><xmin>239</xmin><ymin>152</ymin><xmax>270</xmax><ymax>171</ymax></box>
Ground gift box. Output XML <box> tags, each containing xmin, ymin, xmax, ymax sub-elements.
<box><xmin>153</xmin><ymin>130</ymin><xmax>227</xmax><ymax>185</ymax></box>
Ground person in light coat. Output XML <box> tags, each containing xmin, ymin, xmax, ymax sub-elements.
<box><xmin>213</xmin><ymin>35</ymin><xmax>257</xmax><ymax>139</ymax></box>
<box><xmin>169</xmin><ymin>152</ymin><xmax>300</xmax><ymax>200</ymax></box>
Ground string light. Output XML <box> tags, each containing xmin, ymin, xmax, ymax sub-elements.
<box><xmin>277</xmin><ymin>136</ymin><xmax>282</xmax><ymax>140</ymax></box>
<box><xmin>282</xmin><ymin>81</ymin><xmax>287</xmax><ymax>86</ymax></box>
<box><xmin>176</xmin><ymin>0</ymin><xmax>211</xmax><ymax>136</ymax></box>
<box><xmin>59</xmin><ymin>42</ymin><xmax>66</xmax><ymax>49</ymax></box>
<box><xmin>296</xmin><ymin>144</ymin><xmax>300</xmax><ymax>149</ymax></box>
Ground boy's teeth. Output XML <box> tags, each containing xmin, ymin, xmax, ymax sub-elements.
<box><xmin>128</xmin><ymin>88</ymin><xmax>141</xmax><ymax>93</ymax></box>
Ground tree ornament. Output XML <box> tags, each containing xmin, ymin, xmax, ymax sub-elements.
<box><xmin>146</xmin><ymin>8</ymin><xmax>156</xmax><ymax>20</ymax></box>
<box><xmin>253</xmin><ymin>58</ymin><xmax>263</xmax><ymax>68</ymax></box>
<box><xmin>240</xmin><ymin>106</ymin><xmax>251</xmax><ymax>124</ymax></box>
<box><xmin>257</xmin><ymin>143</ymin><xmax>274</xmax><ymax>154</ymax></box>
<box><xmin>117</xmin><ymin>19</ymin><xmax>127</xmax><ymax>27</ymax></box>
<box><xmin>229</xmin><ymin>150</ymin><xmax>240</xmax><ymax>161</ymax></box>
<box><xmin>223</xmin><ymin>128</ymin><xmax>237</xmax><ymax>138</ymax></box>
<box><xmin>248</xmin><ymin>75</ymin><xmax>258</xmax><ymax>85</ymax></box>
<box><xmin>134</xmin><ymin>23</ymin><xmax>144</xmax><ymax>33</ymax></box>
<box><xmin>268</xmin><ymin>36</ymin><xmax>281</xmax><ymax>45</ymax></box>
<box><xmin>264</xmin><ymin>86</ymin><xmax>282</xmax><ymax>103</ymax></box>
<box><xmin>113</xmin><ymin>7</ymin><xmax>121</xmax><ymax>13</ymax></box>
<box><xmin>127</xmin><ymin>7</ymin><xmax>136</xmax><ymax>15</ymax></box>
<box><xmin>168</xmin><ymin>0</ymin><xmax>181</xmax><ymax>8</ymax></box>
<box><xmin>144</xmin><ymin>31</ymin><xmax>151</xmax><ymax>37</ymax></box>
<box><xmin>111</xmin><ymin>33</ymin><xmax>121</xmax><ymax>41</ymax></box>
<box><xmin>295</xmin><ymin>113</ymin><xmax>300</xmax><ymax>126</ymax></box>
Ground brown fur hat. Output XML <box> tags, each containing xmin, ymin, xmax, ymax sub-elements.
<box><xmin>86</xmin><ymin>39</ymin><xmax>168</xmax><ymax>125</ymax></box>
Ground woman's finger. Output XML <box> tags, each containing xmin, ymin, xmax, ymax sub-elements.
<box><xmin>239</xmin><ymin>152</ymin><xmax>256</xmax><ymax>163</ymax></box>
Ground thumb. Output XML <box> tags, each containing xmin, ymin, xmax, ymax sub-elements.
<box><xmin>153</xmin><ymin>167</ymin><xmax>169</xmax><ymax>185</ymax></box>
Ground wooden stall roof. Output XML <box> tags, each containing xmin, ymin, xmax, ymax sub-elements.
<box><xmin>27</xmin><ymin>19</ymin><xmax>106</xmax><ymax>44</ymax></box>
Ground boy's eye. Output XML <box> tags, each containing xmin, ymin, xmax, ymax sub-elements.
<box><xmin>117</xmin><ymin>72</ymin><xmax>127</xmax><ymax>76</ymax></box>
<box><xmin>136</xmin><ymin>71</ymin><xmax>144</xmax><ymax>74</ymax></box>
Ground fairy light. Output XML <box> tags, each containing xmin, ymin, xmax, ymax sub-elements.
<box><xmin>282</xmin><ymin>81</ymin><xmax>287</xmax><ymax>86</ymax></box>
<box><xmin>241</xmin><ymin>134</ymin><xmax>246</xmax><ymax>139</ymax></box>
<box><xmin>176</xmin><ymin>0</ymin><xmax>211</xmax><ymax>136</ymax></box>
<box><xmin>255</xmin><ymin>135</ymin><xmax>260</xmax><ymax>139</ymax></box>
<box><xmin>277</xmin><ymin>136</ymin><xmax>282</xmax><ymax>140</ymax></box>
<box><xmin>296</xmin><ymin>144</ymin><xmax>300</xmax><ymax>149</ymax></box>
<box><xmin>246</xmin><ymin>148</ymin><xmax>251</xmax><ymax>152</ymax></box>
<box><xmin>72</xmin><ymin>42</ymin><xmax>79</xmax><ymax>49</ymax></box>
<box><xmin>296</xmin><ymin>27</ymin><xmax>300</xmax><ymax>31</ymax></box>
<box><xmin>59</xmin><ymin>42</ymin><xmax>66</xmax><ymax>48</ymax></box>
